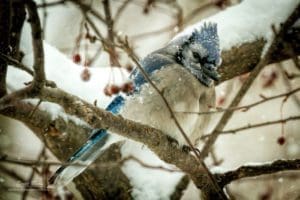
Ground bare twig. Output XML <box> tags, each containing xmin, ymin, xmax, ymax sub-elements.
<box><xmin>278</xmin><ymin>63</ymin><xmax>300</xmax><ymax>107</ymax></box>
<box><xmin>131</xmin><ymin>0</ymin><xmax>215</xmax><ymax>40</ymax></box>
<box><xmin>0</xmin><ymin>165</ymin><xmax>26</xmax><ymax>182</ymax></box>
<box><xmin>22</xmin><ymin>146</ymin><xmax>46</xmax><ymax>200</ymax></box>
<box><xmin>215</xmin><ymin>159</ymin><xmax>300</xmax><ymax>187</ymax></box>
<box><xmin>179</xmin><ymin>87</ymin><xmax>300</xmax><ymax>116</ymax></box>
<box><xmin>122</xmin><ymin>155</ymin><xmax>180</xmax><ymax>173</ymax></box>
<box><xmin>114</xmin><ymin>0</ymin><xmax>132</xmax><ymax>24</ymax></box>
<box><xmin>0</xmin><ymin>153</ymin><xmax>178</xmax><ymax>174</ymax></box>
<box><xmin>0</xmin><ymin>52</ymin><xmax>33</xmax><ymax>76</ymax></box>
<box><xmin>68</xmin><ymin>0</ymin><xmax>105</xmax><ymax>23</ymax></box>
<box><xmin>103</xmin><ymin>0</ymin><xmax>121</xmax><ymax>66</ymax></box>
<box><xmin>201</xmin><ymin>115</ymin><xmax>300</xmax><ymax>139</ymax></box>
<box><xmin>0</xmin><ymin>52</ymin><xmax>56</xmax><ymax>88</ymax></box>
<box><xmin>0</xmin><ymin>154</ymin><xmax>86</xmax><ymax>168</ymax></box>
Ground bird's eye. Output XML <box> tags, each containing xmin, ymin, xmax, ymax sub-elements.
<box><xmin>192</xmin><ymin>52</ymin><xmax>199</xmax><ymax>59</ymax></box>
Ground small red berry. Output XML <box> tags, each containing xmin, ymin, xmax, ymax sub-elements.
<box><xmin>81</xmin><ymin>68</ymin><xmax>91</xmax><ymax>81</ymax></box>
<box><xmin>73</xmin><ymin>54</ymin><xmax>81</xmax><ymax>64</ymax></box>
<box><xmin>104</xmin><ymin>85</ymin><xmax>112</xmax><ymax>96</ymax></box>
<box><xmin>262</xmin><ymin>70</ymin><xmax>278</xmax><ymax>88</ymax></box>
<box><xmin>110</xmin><ymin>84</ymin><xmax>120</xmax><ymax>94</ymax></box>
<box><xmin>277</xmin><ymin>136</ymin><xmax>285</xmax><ymax>145</ymax></box>
<box><xmin>103</xmin><ymin>84</ymin><xmax>120</xmax><ymax>96</ymax></box>
<box><xmin>217</xmin><ymin>96</ymin><xmax>226</xmax><ymax>106</ymax></box>
<box><xmin>121</xmin><ymin>82</ymin><xmax>134</xmax><ymax>93</ymax></box>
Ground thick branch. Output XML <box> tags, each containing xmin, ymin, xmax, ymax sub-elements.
<box><xmin>38</xmin><ymin>87</ymin><xmax>211</xmax><ymax>190</ymax></box>
<box><xmin>218</xmin><ymin>29</ymin><xmax>300</xmax><ymax>82</ymax></box>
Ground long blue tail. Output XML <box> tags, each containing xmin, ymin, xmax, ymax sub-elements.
<box><xmin>49</xmin><ymin>96</ymin><xmax>125</xmax><ymax>185</ymax></box>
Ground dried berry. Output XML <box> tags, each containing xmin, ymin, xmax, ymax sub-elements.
<box><xmin>121</xmin><ymin>82</ymin><xmax>134</xmax><ymax>93</ymax></box>
<box><xmin>73</xmin><ymin>54</ymin><xmax>81</xmax><ymax>64</ymax></box>
<box><xmin>262</xmin><ymin>70</ymin><xmax>278</xmax><ymax>88</ymax></box>
<box><xmin>103</xmin><ymin>84</ymin><xmax>120</xmax><ymax>96</ymax></box>
<box><xmin>110</xmin><ymin>84</ymin><xmax>120</xmax><ymax>94</ymax></box>
<box><xmin>277</xmin><ymin>136</ymin><xmax>285</xmax><ymax>145</ymax></box>
<box><xmin>217</xmin><ymin>96</ymin><xmax>226</xmax><ymax>106</ymax></box>
<box><xmin>104</xmin><ymin>85</ymin><xmax>112</xmax><ymax>96</ymax></box>
<box><xmin>81</xmin><ymin>68</ymin><xmax>91</xmax><ymax>81</ymax></box>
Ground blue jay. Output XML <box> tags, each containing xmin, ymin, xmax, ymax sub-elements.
<box><xmin>49</xmin><ymin>23</ymin><xmax>221</xmax><ymax>185</ymax></box>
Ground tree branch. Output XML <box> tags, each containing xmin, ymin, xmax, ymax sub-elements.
<box><xmin>179</xmin><ymin>87</ymin><xmax>300</xmax><ymax>116</ymax></box>
<box><xmin>0</xmin><ymin>1</ymin><xmax>11</xmax><ymax>97</ymax></box>
<box><xmin>200</xmin><ymin>115</ymin><xmax>300</xmax><ymax>139</ymax></box>
<box><xmin>215</xmin><ymin>159</ymin><xmax>300</xmax><ymax>188</ymax></box>
<box><xmin>25</xmin><ymin>0</ymin><xmax>46</xmax><ymax>90</ymax></box>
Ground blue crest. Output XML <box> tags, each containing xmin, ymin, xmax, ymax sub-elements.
<box><xmin>190</xmin><ymin>22</ymin><xmax>220</xmax><ymax>65</ymax></box>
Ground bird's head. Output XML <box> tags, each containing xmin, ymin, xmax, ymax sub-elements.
<box><xmin>176</xmin><ymin>23</ymin><xmax>221</xmax><ymax>86</ymax></box>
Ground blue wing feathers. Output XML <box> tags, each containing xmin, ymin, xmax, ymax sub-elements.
<box><xmin>130</xmin><ymin>53</ymin><xmax>174</xmax><ymax>91</ymax></box>
<box><xmin>65</xmin><ymin>96</ymin><xmax>125</xmax><ymax>163</ymax></box>
<box><xmin>50</xmin><ymin>96</ymin><xmax>125</xmax><ymax>184</ymax></box>
<box><xmin>106</xmin><ymin>95</ymin><xmax>125</xmax><ymax>114</ymax></box>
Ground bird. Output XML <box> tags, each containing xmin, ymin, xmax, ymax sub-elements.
<box><xmin>49</xmin><ymin>22</ymin><xmax>221</xmax><ymax>185</ymax></box>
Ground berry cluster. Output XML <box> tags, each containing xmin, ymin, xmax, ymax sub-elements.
<box><xmin>104</xmin><ymin>82</ymin><xmax>134</xmax><ymax>96</ymax></box>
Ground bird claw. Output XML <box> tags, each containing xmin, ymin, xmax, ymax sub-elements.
<box><xmin>181</xmin><ymin>145</ymin><xmax>192</xmax><ymax>153</ymax></box>
<box><xmin>166</xmin><ymin>135</ymin><xmax>179</xmax><ymax>148</ymax></box>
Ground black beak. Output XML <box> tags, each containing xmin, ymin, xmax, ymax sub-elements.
<box><xmin>201</xmin><ymin>64</ymin><xmax>219</xmax><ymax>82</ymax></box>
